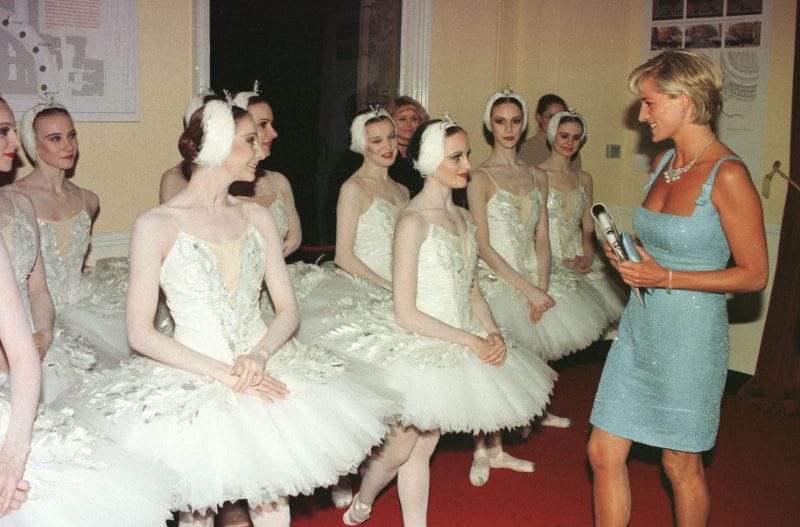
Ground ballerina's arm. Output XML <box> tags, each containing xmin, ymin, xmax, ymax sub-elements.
<box><xmin>570</xmin><ymin>171</ymin><xmax>596</xmax><ymax>272</ymax></box>
<box><xmin>16</xmin><ymin>194</ymin><xmax>54</xmax><ymax>358</ymax></box>
<box><xmin>392</xmin><ymin>210</ymin><xmax>504</xmax><ymax>366</ymax></box>
<box><xmin>334</xmin><ymin>178</ymin><xmax>392</xmax><ymax>289</ymax></box>
<box><xmin>0</xmin><ymin>241</ymin><xmax>40</xmax><ymax>516</ymax></box>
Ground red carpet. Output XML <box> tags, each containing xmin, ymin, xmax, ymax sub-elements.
<box><xmin>284</xmin><ymin>352</ymin><xmax>800</xmax><ymax>527</ymax></box>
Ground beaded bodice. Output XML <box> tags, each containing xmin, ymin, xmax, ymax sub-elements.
<box><xmin>484</xmin><ymin>186</ymin><xmax>542</xmax><ymax>283</ymax></box>
<box><xmin>353</xmin><ymin>198</ymin><xmax>398</xmax><ymax>281</ymax></box>
<box><xmin>547</xmin><ymin>183</ymin><xmax>587</xmax><ymax>259</ymax></box>
<box><xmin>38</xmin><ymin>211</ymin><xmax>91</xmax><ymax>308</ymax></box>
<box><xmin>268</xmin><ymin>195</ymin><xmax>289</xmax><ymax>243</ymax></box>
<box><xmin>416</xmin><ymin>218</ymin><xmax>477</xmax><ymax>329</ymax></box>
<box><xmin>1</xmin><ymin>208</ymin><xmax>37</xmax><ymax>324</ymax></box>
<box><xmin>160</xmin><ymin>226</ymin><xmax>267</xmax><ymax>364</ymax></box>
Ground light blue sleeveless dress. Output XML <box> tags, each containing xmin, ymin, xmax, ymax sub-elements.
<box><xmin>590</xmin><ymin>150</ymin><xmax>737</xmax><ymax>452</ymax></box>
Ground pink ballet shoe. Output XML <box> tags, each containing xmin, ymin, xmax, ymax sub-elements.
<box><xmin>343</xmin><ymin>493</ymin><xmax>371</xmax><ymax>525</ymax></box>
<box><xmin>469</xmin><ymin>456</ymin><xmax>490</xmax><ymax>486</ymax></box>
<box><xmin>540</xmin><ymin>412</ymin><xmax>573</xmax><ymax>428</ymax></box>
<box><xmin>488</xmin><ymin>451</ymin><xmax>535</xmax><ymax>473</ymax></box>
<box><xmin>332</xmin><ymin>478</ymin><xmax>354</xmax><ymax>509</ymax></box>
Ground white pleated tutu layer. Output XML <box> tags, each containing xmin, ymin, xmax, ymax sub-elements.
<box><xmin>0</xmin><ymin>392</ymin><xmax>174</xmax><ymax>527</ymax></box>
<box><xmin>60</xmin><ymin>341</ymin><xmax>398</xmax><ymax>513</ymax></box>
<box><xmin>61</xmin><ymin>257</ymin><xmax>133</xmax><ymax>365</ymax></box>
<box><xmin>304</xmin><ymin>301</ymin><xmax>556</xmax><ymax>434</ymax></box>
<box><xmin>288</xmin><ymin>262</ymin><xmax>392</xmax><ymax>342</ymax></box>
<box><xmin>581</xmin><ymin>258</ymin><xmax>628</xmax><ymax>321</ymax></box>
<box><xmin>480</xmin><ymin>262</ymin><xmax>615</xmax><ymax>361</ymax></box>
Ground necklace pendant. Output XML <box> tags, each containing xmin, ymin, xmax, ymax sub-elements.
<box><xmin>663</xmin><ymin>167</ymin><xmax>683</xmax><ymax>183</ymax></box>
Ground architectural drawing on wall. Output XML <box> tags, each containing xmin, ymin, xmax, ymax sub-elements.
<box><xmin>0</xmin><ymin>0</ymin><xmax>138</xmax><ymax>121</ymax></box>
<box><xmin>639</xmin><ymin>0</ymin><xmax>772</xmax><ymax>181</ymax></box>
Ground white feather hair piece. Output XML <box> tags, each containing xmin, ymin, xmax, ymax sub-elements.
<box><xmin>483</xmin><ymin>86</ymin><xmax>528</xmax><ymax>131</ymax></box>
<box><xmin>413</xmin><ymin>113</ymin><xmax>460</xmax><ymax>177</ymax></box>
<box><xmin>19</xmin><ymin>96</ymin><xmax>67</xmax><ymax>163</ymax></box>
<box><xmin>546</xmin><ymin>107</ymin><xmax>587</xmax><ymax>146</ymax></box>
<box><xmin>183</xmin><ymin>86</ymin><xmax>216</xmax><ymax>128</ymax></box>
<box><xmin>194</xmin><ymin>99</ymin><xmax>235</xmax><ymax>168</ymax></box>
<box><xmin>349</xmin><ymin>106</ymin><xmax>395</xmax><ymax>154</ymax></box>
<box><xmin>232</xmin><ymin>80</ymin><xmax>261</xmax><ymax>110</ymax></box>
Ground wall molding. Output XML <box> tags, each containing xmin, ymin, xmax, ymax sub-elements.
<box><xmin>399</xmin><ymin>0</ymin><xmax>432</xmax><ymax>108</ymax></box>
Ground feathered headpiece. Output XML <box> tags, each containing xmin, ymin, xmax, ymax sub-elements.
<box><xmin>414</xmin><ymin>113</ymin><xmax>460</xmax><ymax>177</ymax></box>
<box><xmin>183</xmin><ymin>86</ymin><xmax>216</xmax><ymax>128</ymax></box>
<box><xmin>546</xmin><ymin>107</ymin><xmax>587</xmax><ymax>146</ymax></box>
<box><xmin>231</xmin><ymin>80</ymin><xmax>261</xmax><ymax>110</ymax></box>
<box><xmin>19</xmin><ymin>94</ymin><xmax>68</xmax><ymax>162</ymax></box>
<box><xmin>483</xmin><ymin>86</ymin><xmax>529</xmax><ymax>131</ymax></box>
<box><xmin>349</xmin><ymin>105</ymin><xmax>395</xmax><ymax>154</ymax></box>
<box><xmin>194</xmin><ymin>99</ymin><xmax>235</xmax><ymax>168</ymax></box>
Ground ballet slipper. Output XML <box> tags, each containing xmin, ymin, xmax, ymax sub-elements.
<box><xmin>488</xmin><ymin>451</ymin><xmax>535</xmax><ymax>473</ymax></box>
<box><xmin>343</xmin><ymin>493</ymin><xmax>372</xmax><ymax>526</ymax></box>
<box><xmin>540</xmin><ymin>412</ymin><xmax>573</xmax><ymax>428</ymax></box>
<box><xmin>331</xmin><ymin>478</ymin><xmax>354</xmax><ymax>509</ymax></box>
<box><xmin>219</xmin><ymin>501</ymin><xmax>251</xmax><ymax>527</ymax></box>
<box><xmin>469</xmin><ymin>456</ymin><xmax>490</xmax><ymax>486</ymax></box>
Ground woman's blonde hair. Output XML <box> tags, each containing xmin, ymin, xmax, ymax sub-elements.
<box><xmin>387</xmin><ymin>96</ymin><xmax>429</xmax><ymax>123</ymax></box>
<box><xmin>628</xmin><ymin>50</ymin><xmax>723</xmax><ymax>125</ymax></box>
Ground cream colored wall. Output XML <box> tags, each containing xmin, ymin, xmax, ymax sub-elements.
<box><xmin>16</xmin><ymin>1</ymin><xmax>195</xmax><ymax>238</ymax></box>
<box><xmin>428</xmin><ymin>0</ymin><xmax>796</xmax><ymax>374</ymax></box>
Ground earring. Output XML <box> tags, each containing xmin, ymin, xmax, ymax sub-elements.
<box><xmin>680</xmin><ymin>109</ymin><xmax>686</xmax><ymax>119</ymax></box>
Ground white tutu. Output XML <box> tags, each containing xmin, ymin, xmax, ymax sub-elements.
<box><xmin>59</xmin><ymin>340</ymin><xmax>398</xmax><ymax>512</ymax></box>
<box><xmin>311</xmin><ymin>296</ymin><xmax>556</xmax><ymax>434</ymax></box>
<box><xmin>581</xmin><ymin>258</ymin><xmax>628</xmax><ymax>319</ymax></box>
<box><xmin>0</xmin><ymin>384</ymin><xmax>174</xmax><ymax>527</ymax></box>
<box><xmin>480</xmin><ymin>260</ymin><xmax>615</xmax><ymax>361</ymax></box>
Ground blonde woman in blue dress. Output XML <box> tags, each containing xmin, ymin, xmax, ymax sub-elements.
<box><xmin>588</xmin><ymin>50</ymin><xmax>768</xmax><ymax>527</ymax></box>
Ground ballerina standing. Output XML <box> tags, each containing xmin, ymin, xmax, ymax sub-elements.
<box><xmin>329</xmin><ymin>117</ymin><xmax>555</xmax><ymax>526</ymax></box>
<box><xmin>537</xmin><ymin>109</ymin><xmax>626</xmax><ymax>320</ymax></box>
<box><xmin>59</xmin><ymin>100</ymin><xmax>396</xmax><ymax>527</ymax></box>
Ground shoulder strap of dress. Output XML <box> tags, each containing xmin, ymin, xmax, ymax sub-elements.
<box><xmin>696</xmin><ymin>155</ymin><xmax>742</xmax><ymax>205</ymax></box>
<box><xmin>478</xmin><ymin>167</ymin><xmax>498</xmax><ymax>188</ymax></box>
<box><xmin>6</xmin><ymin>189</ymin><xmax>18</xmax><ymax>210</ymax></box>
<box><xmin>643</xmin><ymin>149</ymin><xmax>675</xmax><ymax>194</ymax></box>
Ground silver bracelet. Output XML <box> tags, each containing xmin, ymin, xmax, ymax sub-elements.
<box><xmin>667</xmin><ymin>269</ymin><xmax>673</xmax><ymax>294</ymax></box>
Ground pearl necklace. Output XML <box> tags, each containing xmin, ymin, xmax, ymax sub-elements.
<box><xmin>663</xmin><ymin>135</ymin><xmax>715</xmax><ymax>183</ymax></box>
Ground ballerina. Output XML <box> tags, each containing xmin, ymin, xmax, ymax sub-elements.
<box><xmin>230</xmin><ymin>82</ymin><xmax>301</xmax><ymax>257</ymax></box>
<box><xmin>59</xmin><ymin>100</ymin><xmax>396</xmax><ymax>527</ymax></box>
<box><xmin>469</xmin><ymin>89</ymin><xmax>612</xmax><ymax>362</ymax></box>
<box><xmin>7</xmin><ymin>100</ymin><xmax>128</xmax><ymax>402</ymax></box>
<box><xmin>0</xmin><ymin>95</ymin><xmax>174</xmax><ymax>527</ymax></box>
<box><xmin>326</xmin><ymin>117</ymin><xmax>555</xmax><ymax>526</ymax></box>
<box><xmin>537</xmin><ymin>109</ymin><xmax>626</xmax><ymax>321</ymax></box>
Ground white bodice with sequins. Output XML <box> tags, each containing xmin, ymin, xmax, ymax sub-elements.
<box><xmin>416</xmin><ymin>219</ymin><xmax>477</xmax><ymax>329</ymax></box>
<box><xmin>160</xmin><ymin>226</ymin><xmax>267</xmax><ymax>364</ymax></box>
<box><xmin>38</xmin><ymin>211</ymin><xmax>91</xmax><ymax>308</ymax></box>
<box><xmin>353</xmin><ymin>198</ymin><xmax>398</xmax><ymax>281</ymax></box>
<box><xmin>268</xmin><ymin>196</ymin><xmax>289</xmax><ymax>243</ymax></box>
<box><xmin>484</xmin><ymin>187</ymin><xmax>542</xmax><ymax>283</ymax></box>
<box><xmin>1</xmin><ymin>209</ymin><xmax>37</xmax><ymax>326</ymax></box>
<box><xmin>547</xmin><ymin>184</ymin><xmax>586</xmax><ymax>259</ymax></box>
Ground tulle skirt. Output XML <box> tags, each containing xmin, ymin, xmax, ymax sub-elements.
<box><xmin>299</xmin><ymin>293</ymin><xmax>556</xmax><ymax>434</ymax></box>
<box><xmin>0</xmin><ymin>387</ymin><xmax>174</xmax><ymax>527</ymax></box>
<box><xmin>58</xmin><ymin>341</ymin><xmax>398</xmax><ymax>513</ymax></box>
<box><xmin>480</xmin><ymin>262</ymin><xmax>615</xmax><ymax>361</ymax></box>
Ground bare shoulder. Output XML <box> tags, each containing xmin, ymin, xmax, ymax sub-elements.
<box><xmin>80</xmin><ymin>187</ymin><xmax>100</xmax><ymax>211</ymax></box>
<box><xmin>161</xmin><ymin>164</ymin><xmax>184</xmax><ymax>181</ymax></box>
